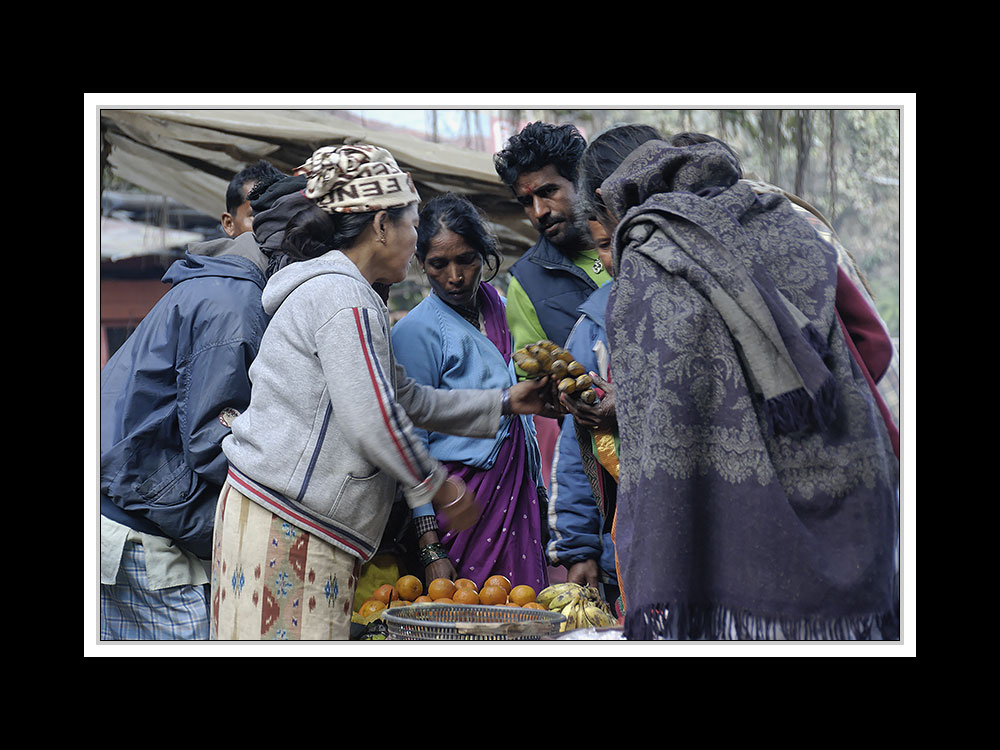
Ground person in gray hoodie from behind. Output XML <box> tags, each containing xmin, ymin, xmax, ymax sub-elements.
<box><xmin>214</xmin><ymin>145</ymin><xmax>556</xmax><ymax>639</ymax></box>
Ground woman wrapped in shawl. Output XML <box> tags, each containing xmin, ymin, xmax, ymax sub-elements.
<box><xmin>391</xmin><ymin>194</ymin><xmax>550</xmax><ymax>591</ymax></box>
<box><xmin>577</xmin><ymin>130</ymin><xmax>900</xmax><ymax>640</ymax></box>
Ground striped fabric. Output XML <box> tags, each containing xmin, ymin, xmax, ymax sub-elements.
<box><xmin>227</xmin><ymin>466</ymin><xmax>375</xmax><ymax>560</ymax></box>
<box><xmin>100</xmin><ymin>541</ymin><xmax>210</xmax><ymax>640</ymax></box>
<box><xmin>352</xmin><ymin>306</ymin><xmax>430</xmax><ymax>485</ymax></box>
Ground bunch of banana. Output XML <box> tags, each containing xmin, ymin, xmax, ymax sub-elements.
<box><xmin>536</xmin><ymin>582</ymin><xmax>618</xmax><ymax>632</ymax></box>
<box><xmin>513</xmin><ymin>340</ymin><xmax>599</xmax><ymax>405</ymax></box>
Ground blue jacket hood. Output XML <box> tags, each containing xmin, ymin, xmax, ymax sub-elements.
<box><xmin>162</xmin><ymin>247</ymin><xmax>266</xmax><ymax>289</ymax></box>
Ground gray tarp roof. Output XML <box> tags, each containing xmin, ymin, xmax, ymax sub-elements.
<box><xmin>100</xmin><ymin>216</ymin><xmax>205</xmax><ymax>262</ymax></box>
<box><xmin>100</xmin><ymin>109</ymin><xmax>537</xmax><ymax>261</ymax></box>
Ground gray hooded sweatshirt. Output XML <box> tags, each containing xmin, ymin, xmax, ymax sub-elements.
<box><xmin>222</xmin><ymin>249</ymin><xmax>502</xmax><ymax>561</ymax></box>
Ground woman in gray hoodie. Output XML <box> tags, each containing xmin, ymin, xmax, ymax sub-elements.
<box><xmin>211</xmin><ymin>145</ymin><xmax>555</xmax><ymax>640</ymax></box>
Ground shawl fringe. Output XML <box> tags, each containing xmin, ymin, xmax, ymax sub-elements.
<box><xmin>763</xmin><ymin>375</ymin><xmax>839</xmax><ymax>437</ymax></box>
<box><xmin>763</xmin><ymin>323</ymin><xmax>839</xmax><ymax>437</ymax></box>
<box><xmin>625</xmin><ymin>602</ymin><xmax>899</xmax><ymax>641</ymax></box>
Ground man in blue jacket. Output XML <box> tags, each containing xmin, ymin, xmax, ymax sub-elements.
<box><xmin>99</xmin><ymin>164</ymin><xmax>292</xmax><ymax>640</ymax></box>
<box><xmin>546</xmin><ymin>217</ymin><xmax>621</xmax><ymax>608</ymax></box>
<box><xmin>549</xmin><ymin>282</ymin><xmax>617</xmax><ymax>585</ymax></box>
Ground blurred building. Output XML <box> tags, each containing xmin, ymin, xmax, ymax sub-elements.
<box><xmin>99</xmin><ymin>191</ymin><xmax>224</xmax><ymax>366</ymax></box>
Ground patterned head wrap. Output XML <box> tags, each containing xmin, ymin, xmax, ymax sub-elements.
<box><xmin>299</xmin><ymin>144</ymin><xmax>420</xmax><ymax>214</ymax></box>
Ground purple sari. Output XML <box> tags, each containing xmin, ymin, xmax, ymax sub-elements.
<box><xmin>436</xmin><ymin>283</ymin><xmax>549</xmax><ymax>592</ymax></box>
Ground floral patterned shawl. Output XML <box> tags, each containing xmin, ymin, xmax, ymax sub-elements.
<box><xmin>604</xmin><ymin>140</ymin><xmax>899</xmax><ymax>640</ymax></box>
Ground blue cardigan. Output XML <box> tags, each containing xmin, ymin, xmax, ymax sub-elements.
<box><xmin>391</xmin><ymin>290</ymin><xmax>543</xmax><ymax>489</ymax></box>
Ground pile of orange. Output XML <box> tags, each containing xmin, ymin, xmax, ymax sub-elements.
<box><xmin>422</xmin><ymin>574</ymin><xmax>544</xmax><ymax>609</ymax></box>
<box><xmin>355</xmin><ymin>574</ymin><xmax>545</xmax><ymax>618</ymax></box>
<box><xmin>355</xmin><ymin>574</ymin><xmax>420</xmax><ymax>620</ymax></box>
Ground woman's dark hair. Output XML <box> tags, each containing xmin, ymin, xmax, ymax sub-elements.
<box><xmin>493</xmin><ymin>121</ymin><xmax>588</xmax><ymax>188</ymax></box>
<box><xmin>416</xmin><ymin>193</ymin><xmax>503</xmax><ymax>282</ymax></box>
<box><xmin>576</xmin><ymin>124</ymin><xmax>663</xmax><ymax>228</ymax></box>
<box><xmin>280</xmin><ymin>202</ymin><xmax>414</xmax><ymax>262</ymax></box>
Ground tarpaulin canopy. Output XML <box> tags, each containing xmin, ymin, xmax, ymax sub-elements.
<box><xmin>100</xmin><ymin>216</ymin><xmax>205</xmax><ymax>262</ymax></box>
<box><xmin>99</xmin><ymin>109</ymin><xmax>537</xmax><ymax>260</ymax></box>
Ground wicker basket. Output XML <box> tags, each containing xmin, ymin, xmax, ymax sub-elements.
<box><xmin>382</xmin><ymin>603</ymin><xmax>566</xmax><ymax>641</ymax></box>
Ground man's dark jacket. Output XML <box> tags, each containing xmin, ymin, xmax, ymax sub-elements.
<box><xmin>100</xmin><ymin>240</ymin><xmax>268</xmax><ymax>559</ymax></box>
<box><xmin>508</xmin><ymin>235</ymin><xmax>599</xmax><ymax>348</ymax></box>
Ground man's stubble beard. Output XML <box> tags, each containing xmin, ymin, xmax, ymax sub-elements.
<box><xmin>547</xmin><ymin>216</ymin><xmax>588</xmax><ymax>258</ymax></box>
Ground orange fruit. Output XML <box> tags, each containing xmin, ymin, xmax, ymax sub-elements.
<box><xmin>509</xmin><ymin>585</ymin><xmax>536</xmax><ymax>606</ymax></box>
<box><xmin>358</xmin><ymin>600</ymin><xmax>386</xmax><ymax>618</ymax></box>
<box><xmin>453</xmin><ymin>588</ymin><xmax>480</xmax><ymax>605</ymax></box>
<box><xmin>373</xmin><ymin>584</ymin><xmax>398</xmax><ymax>605</ymax></box>
<box><xmin>435</xmin><ymin>598</ymin><xmax>455</xmax><ymax>605</ymax></box>
<box><xmin>396</xmin><ymin>575</ymin><xmax>423</xmax><ymax>601</ymax></box>
<box><xmin>454</xmin><ymin>578</ymin><xmax>479</xmax><ymax>592</ymax></box>
<box><xmin>427</xmin><ymin>577</ymin><xmax>457</xmax><ymax>601</ymax></box>
<box><xmin>484</xmin><ymin>574</ymin><xmax>512</xmax><ymax>594</ymax></box>
<box><xmin>502</xmin><ymin>600</ymin><xmax>521</xmax><ymax>607</ymax></box>
<box><xmin>388</xmin><ymin>599</ymin><xmax>411</xmax><ymax>608</ymax></box>
<box><xmin>414</xmin><ymin>595</ymin><xmax>433</xmax><ymax>604</ymax></box>
<box><xmin>479</xmin><ymin>584</ymin><xmax>508</xmax><ymax>605</ymax></box>
<box><xmin>522</xmin><ymin>602</ymin><xmax>546</xmax><ymax>610</ymax></box>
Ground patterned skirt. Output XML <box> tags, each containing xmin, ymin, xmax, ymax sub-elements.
<box><xmin>210</xmin><ymin>482</ymin><xmax>362</xmax><ymax>640</ymax></box>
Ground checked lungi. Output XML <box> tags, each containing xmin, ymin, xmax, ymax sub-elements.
<box><xmin>101</xmin><ymin>541</ymin><xmax>211</xmax><ymax>640</ymax></box>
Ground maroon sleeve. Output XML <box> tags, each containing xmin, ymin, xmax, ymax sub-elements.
<box><xmin>835</xmin><ymin>266</ymin><xmax>892</xmax><ymax>383</ymax></box>
<box><xmin>835</xmin><ymin>269</ymin><xmax>899</xmax><ymax>459</ymax></box>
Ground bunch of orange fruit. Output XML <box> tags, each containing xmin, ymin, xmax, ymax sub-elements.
<box><xmin>356</xmin><ymin>573</ymin><xmax>545</xmax><ymax>620</ymax></box>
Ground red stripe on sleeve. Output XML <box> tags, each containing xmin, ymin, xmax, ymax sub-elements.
<box><xmin>351</xmin><ymin>308</ymin><xmax>421</xmax><ymax>481</ymax></box>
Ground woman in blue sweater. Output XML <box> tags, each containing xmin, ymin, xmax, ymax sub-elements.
<box><xmin>392</xmin><ymin>194</ymin><xmax>549</xmax><ymax>592</ymax></box>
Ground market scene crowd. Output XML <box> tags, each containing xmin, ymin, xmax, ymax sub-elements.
<box><xmin>99</xmin><ymin>120</ymin><xmax>901</xmax><ymax>642</ymax></box>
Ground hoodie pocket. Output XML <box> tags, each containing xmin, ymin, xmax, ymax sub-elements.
<box><xmin>327</xmin><ymin>468</ymin><xmax>396</xmax><ymax>546</ymax></box>
<box><xmin>134</xmin><ymin>451</ymin><xmax>191</xmax><ymax>506</ymax></box>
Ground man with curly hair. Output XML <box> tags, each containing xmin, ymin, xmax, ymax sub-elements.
<box><xmin>494</xmin><ymin>121</ymin><xmax>610</xmax><ymax>356</ymax></box>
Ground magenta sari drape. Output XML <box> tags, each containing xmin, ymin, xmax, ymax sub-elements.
<box><xmin>436</xmin><ymin>283</ymin><xmax>549</xmax><ymax>592</ymax></box>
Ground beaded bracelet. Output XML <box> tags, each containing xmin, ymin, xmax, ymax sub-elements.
<box><xmin>419</xmin><ymin>542</ymin><xmax>449</xmax><ymax>566</ymax></box>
